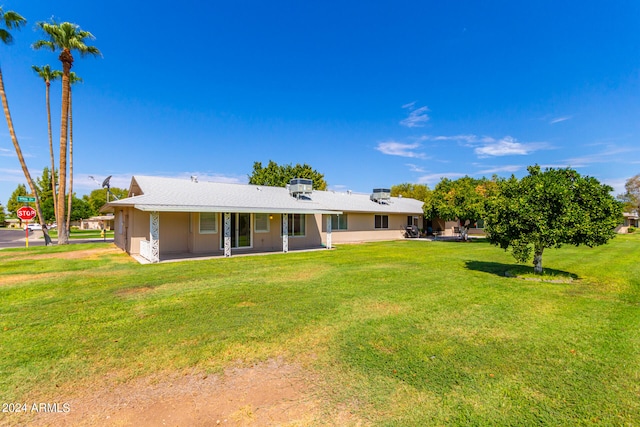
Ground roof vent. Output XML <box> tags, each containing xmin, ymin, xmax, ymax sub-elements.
<box><xmin>371</xmin><ymin>188</ymin><xmax>391</xmax><ymax>203</ymax></box>
<box><xmin>289</xmin><ymin>178</ymin><xmax>313</xmax><ymax>198</ymax></box>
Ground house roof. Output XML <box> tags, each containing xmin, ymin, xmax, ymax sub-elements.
<box><xmin>105</xmin><ymin>176</ymin><xmax>424</xmax><ymax>215</ymax></box>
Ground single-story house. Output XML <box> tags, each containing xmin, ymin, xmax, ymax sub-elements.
<box><xmin>617</xmin><ymin>211</ymin><xmax>639</xmax><ymax>234</ymax></box>
<box><xmin>103</xmin><ymin>176</ymin><xmax>424</xmax><ymax>263</ymax></box>
<box><xmin>80</xmin><ymin>215</ymin><xmax>115</xmax><ymax>230</ymax></box>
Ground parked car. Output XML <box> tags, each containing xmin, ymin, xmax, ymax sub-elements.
<box><xmin>26</xmin><ymin>223</ymin><xmax>42</xmax><ymax>231</ymax></box>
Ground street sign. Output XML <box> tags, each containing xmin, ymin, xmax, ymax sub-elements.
<box><xmin>17</xmin><ymin>206</ymin><xmax>37</xmax><ymax>221</ymax></box>
<box><xmin>17</xmin><ymin>196</ymin><xmax>36</xmax><ymax>202</ymax></box>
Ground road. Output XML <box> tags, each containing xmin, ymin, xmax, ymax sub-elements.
<box><xmin>0</xmin><ymin>229</ymin><xmax>113</xmax><ymax>249</ymax></box>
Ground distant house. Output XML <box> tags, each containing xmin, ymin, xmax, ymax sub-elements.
<box><xmin>103</xmin><ymin>176</ymin><xmax>424</xmax><ymax>263</ymax></box>
<box><xmin>80</xmin><ymin>215</ymin><xmax>115</xmax><ymax>230</ymax></box>
<box><xmin>617</xmin><ymin>211</ymin><xmax>639</xmax><ymax>234</ymax></box>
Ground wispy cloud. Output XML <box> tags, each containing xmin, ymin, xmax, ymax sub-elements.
<box><xmin>400</xmin><ymin>104</ymin><xmax>430</xmax><ymax>128</ymax></box>
<box><xmin>0</xmin><ymin>147</ymin><xmax>16</xmax><ymax>157</ymax></box>
<box><xmin>419</xmin><ymin>134</ymin><xmax>552</xmax><ymax>158</ymax></box>
<box><xmin>417</xmin><ymin>172</ymin><xmax>466</xmax><ymax>186</ymax></box>
<box><xmin>476</xmin><ymin>165</ymin><xmax>523</xmax><ymax>175</ymax></box>
<box><xmin>549</xmin><ymin>115</ymin><xmax>573</xmax><ymax>124</ymax></box>
<box><xmin>376</xmin><ymin>141</ymin><xmax>426</xmax><ymax>159</ymax></box>
<box><xmin>406</xmin><ymin>163</ymin><xmax>426</xmax><ymax>173</ymax></box>
<box><xmin>564</xmin><ymin>146</ymin><xmax>638</xmax><ymax>167</ymax></box>
<box><xmin>474</xmin><ymin>136</ymin><xmax>550</xmax><ymax>158</ymax></box>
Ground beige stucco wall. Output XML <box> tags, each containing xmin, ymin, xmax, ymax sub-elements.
<box><xmin>113</xmin><ymin>207</ymin><xmax>149</xmax><ymax>255</ymax></box>
<box><xmin>319</xmin><ymin>212</ymin><xmax>422</xmax><ymax>244</ymax></box>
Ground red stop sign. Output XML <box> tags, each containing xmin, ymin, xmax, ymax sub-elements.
<box><xmin>17</xmin><ymin>206</ymin><xmax>37</xmax><ymax>221</ymax></box>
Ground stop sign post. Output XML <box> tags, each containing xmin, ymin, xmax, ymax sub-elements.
<box><xmin>17</xmin><ymin>206</ymin><xmax>37</xmax><ymax>248</ymax></box>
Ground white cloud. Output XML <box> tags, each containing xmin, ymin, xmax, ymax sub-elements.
<box><xmin>474</xmin><ymin>136</ymin><xmax>549</xmax><ymax>158</ymax></box>
<box><xmin>376</xmin><ymin>141</ymin><xmax>426</xmax><ymax>159</ymax></box>
<box><xmin>417</xmin><ymin>172</ymin><xmax>465</xmax><ymax>186</ymax></box>
<box><xmin>406</xmin><ymin>163</ymin><xmax>426</xmax><ymax>173</ymax></box>
<box><xmin>476</xmin><ymin>165</ymin><xmax>522</xmax><ymax>174</ymax></box>
<box><xmin>564</xmin><ymin>146</ymin><xmax>637</xmax><ymax>167</ymax></box>
<box><xmin>400</xmin><ymin>105</ymin><xmax>430</xmax><ymax>128</ymax></box>
<box><xmin>550</xmin><ymin>115</ymin><xmax>573</xmax><ymax>124</ymax></box>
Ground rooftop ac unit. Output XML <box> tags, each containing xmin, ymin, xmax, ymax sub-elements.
<box><xmin>289</xmin><ymin>178</ymin><xmax>313</xmax><ymax>198</ymax></box>
<box><xmin>371</xmin><ymin>188</ymin><xmax>391</xmax><ymax>203</ymax></box>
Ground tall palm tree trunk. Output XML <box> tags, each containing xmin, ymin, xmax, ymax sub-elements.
<box><xmin>66</xmin><ymin>85</ymin><xmax>73</xmax><ymax>232</ymax></box>
<box><xmin>57</xmin><ymin>50</ymin><xmax>72</xmax><ymax>244</ymax></box>
<box><xmin>0</xmin><ymin>67</ymin><xmax>50</xmax><ymax>241</ymax></box>
<box><xmin>46</xmin><ymin>80</ymin><xmax>59</xmax><ymax>227</ymax></box>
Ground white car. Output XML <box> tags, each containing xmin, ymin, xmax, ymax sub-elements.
<box><xmin>26</xmin><ymin>223</ymin><xmax>43</xmax><ymax>231</ymax></box>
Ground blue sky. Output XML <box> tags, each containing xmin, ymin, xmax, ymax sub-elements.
<box><xmin>1</xmin><ymin>1</ymin><xmax>639</xmax><ymax>205</ymax></box>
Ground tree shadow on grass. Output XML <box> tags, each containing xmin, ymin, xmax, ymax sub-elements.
<box><xmin>465</xmin><ymin>260</ymin><xmax>579</xmax><ymax>280</ymax></box>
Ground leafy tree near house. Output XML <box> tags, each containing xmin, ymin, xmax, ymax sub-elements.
<box><xmin>484</xmin><ymin>165</ymin><xmax>622</xmax><ymax>274</ymax></box>
<box><xmin>33</xmin><ymin>19</ymin><xmax>101</xmax><ymax>244</ymax></box>
<box><xmin>391</xmin><ymin>183</ymin><xmax>431</xmax><ymax>202</ymax></box>
<box><xmin>84</xmin><ymin>187</ymin><xmax>128</xmax><ymax>216</ymax></box>
<box><xmin>248</xmin><ymin>160</ymin><xmax>328</xmax><ymax>190</ymax></box>
<box><xmin>6</xmin><ymin>184</ymin><xmax>28</xmax><ymax>219</ymax></box>
<box><xmin>424</xmin><ymin>176</ymin><xmax>496</xmax><ymax>240</ymax></box>
<box><xmin>618</xmin><ymin>173</ymin><xmax>640</xmax><ymax>212</ymax></box>
<box><xmin>35</xmin><ymin>167</ymin><xmax>57</xmax><ymax>223</ymax></box>
<box><xmin>0</xmin><ymin>202</ymin><xmax>6</xmax><ymax>225</ymax></box>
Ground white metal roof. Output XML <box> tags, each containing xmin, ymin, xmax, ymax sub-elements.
<box><xmin>106</xmin><ymin>176</ymin><xmax>424</xmax><ymax>215</ymax></box>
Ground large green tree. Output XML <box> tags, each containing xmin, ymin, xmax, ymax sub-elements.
<box><xmin>425</xmin><ymin>176</ymin><xmax>496</xmax><ymax>240</ymax></box>
<box><xmin>33</xmin><ymin>20</ymin><xmax>100</xmax><ymax>244</ymax></box>
<box><xmin>35</xmin><ymin>167</ymin><xmax>57</xmax><ymax>223</ymax></box>
<box><xmin>32</xmin><ymin>64</ymin><xmax>62</xmax><ymax>226</ymax></box>
<box><xmin>248</xmin><ymin>160</ymin><xmax>328</xmax><ymax>190</ymax></box>
<box><xmin>618</xmin><ymin>173</ymin><xmax>640</xmax><ymax>212</ymax></box>
<box><xmin>0</xmin><ymin>8</ymin><xmax>50</xmax><ymax>237</ymax></box>
<box><xmin>390</xmin><ymin>183</ymin><xmax>431</xmax><ymax>202</ymax></box>
<box><xmin>0</xmin><ymin>202</ymin><xmax>5</xmax><ymax>225</ymax></box>
<box><xmin>484</xmin><ymin>165</ymin><xmax>622</xmax><ymax>274</ymax></box>
<box><xmin>84</xmin><ymin>187</ymin><xmax>128</xmax><ymax>216</ymax></box>
<box><xmin>6</xmin><ymin>184</ymin><xmax>28</xmax><ymax>219</ymax></box>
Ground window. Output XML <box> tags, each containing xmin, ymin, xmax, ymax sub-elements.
<box><xmin>330</xmin><ymin>214</ymin><xmax>348</xmax><ymax>230</ymax></box>
<box><xmin>199</xmin><ymin>212</ymin><xmax>217</xmax><ymax>234</ymax></box>
<box><xmin>117</xmin><ymin>211</ymin><xmax>123</xmax><ymax>235</ymax></box>
<box><xmin>254</xmin><ymin>213</ymin><xmax>270</xmax><ymax>233</ymax></box>
<box><xmin>374</xmin><ymin>215</ymin><xmax>388</xmax><ymax>229</ymax></box>
<box><xmin>282</xmin><ymin>214</ymin><xmax>306</xmax><ymax>237</ymax></box>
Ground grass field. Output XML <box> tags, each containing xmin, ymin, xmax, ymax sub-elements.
<box><xmin>46</xmin><ymin>229</ymin><xmax>115</xmax><ymax>239</ymax></box>
<box><xmin>1</xmin><ymin>236</ymin><xmax>639</xmax><ymax>425</ymax></box>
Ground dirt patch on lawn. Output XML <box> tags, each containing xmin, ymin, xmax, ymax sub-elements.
<box><xmin>16</xmin><ymin>359</ymin><xmax>364</xmax><ymax>427</ymax></box>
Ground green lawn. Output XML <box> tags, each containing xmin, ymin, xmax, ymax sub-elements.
<box><xmin>46</xmin><ymin>228</ymin><xmax>114</xmax><ymax>239</ymax></box>
<box><xmin>1</xmin><ymin>236</ymin><xmax>639</xmax><ymax>425</ymax></box>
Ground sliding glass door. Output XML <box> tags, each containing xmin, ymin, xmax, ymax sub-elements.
<box><xmin>221</xmin><ymin>213</ymin><xmax>252</xmax><ymax>248</ymax></box>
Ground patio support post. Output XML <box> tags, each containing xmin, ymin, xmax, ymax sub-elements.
<box><xmin>282</xmin><ymin>213</ymin><xmax>288</xmax><ymax>253</ymax></box>
<box><xmin>149</xmin><ymin>211</ymin><xmax>160</xmax><ymax>263</ymax></box>
<box><xmin>326</xmin><ymin>215</ymin><xmax>332</xmax><ymax>249</ymax></box>
<box><xmin>224</xmin><ymin>212</ymin><xmax>231</xmax><ymax>257</ymax></box>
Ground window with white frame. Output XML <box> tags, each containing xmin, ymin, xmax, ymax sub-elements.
<box><xmin>282</xmin><ymin>214</ymin><xmax>306</xmax><ymax>237</ymax></box>
<box><xmin>374</xmin><ymin>215</ymin><xmax>389</xmax><ymax>229</ymax></box>
<box><xmin>254</xmin><ymin>213</ymin><xmax>270</xmax><ymax>233</ymax></box>
<box><xmin>199</xmin><ymin>212</ymin><xmax>218</xmax><ymax>234</ymax></box>
<box><xmin>330</xmin><ymin>214</ymin><xmax>348</xmax><ymax>230</ymax></box>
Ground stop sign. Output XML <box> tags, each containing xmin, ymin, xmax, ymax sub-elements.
<box><xmin>17</xmin><ymin>206</ymin><xmax>37</xmax><ymax>221</ymax></box>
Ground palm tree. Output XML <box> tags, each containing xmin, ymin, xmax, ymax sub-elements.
<box><xmin>66</xmin><ymin>72</ymin><xmax>82</xmax><ymax>232</ymax></box>
<box><xmin>32</xmin><ymin>65</ymin><xmax>62</xmax><ymax>228</ymax></box>
<box><xmin>33</xmin><ymin>20</ymin><xmax>101</xmax><ymax>244</ymax></box>
<box><xmin>0</xmin><ymin>8</ymin><xmax>51</xmax><ymax>240</ymax></box>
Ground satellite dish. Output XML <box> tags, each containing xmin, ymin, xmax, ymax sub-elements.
<box><xmin>102</xmin><ymin>175</ymin><xmax>112</xmax><ymax>189</ymax></box>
